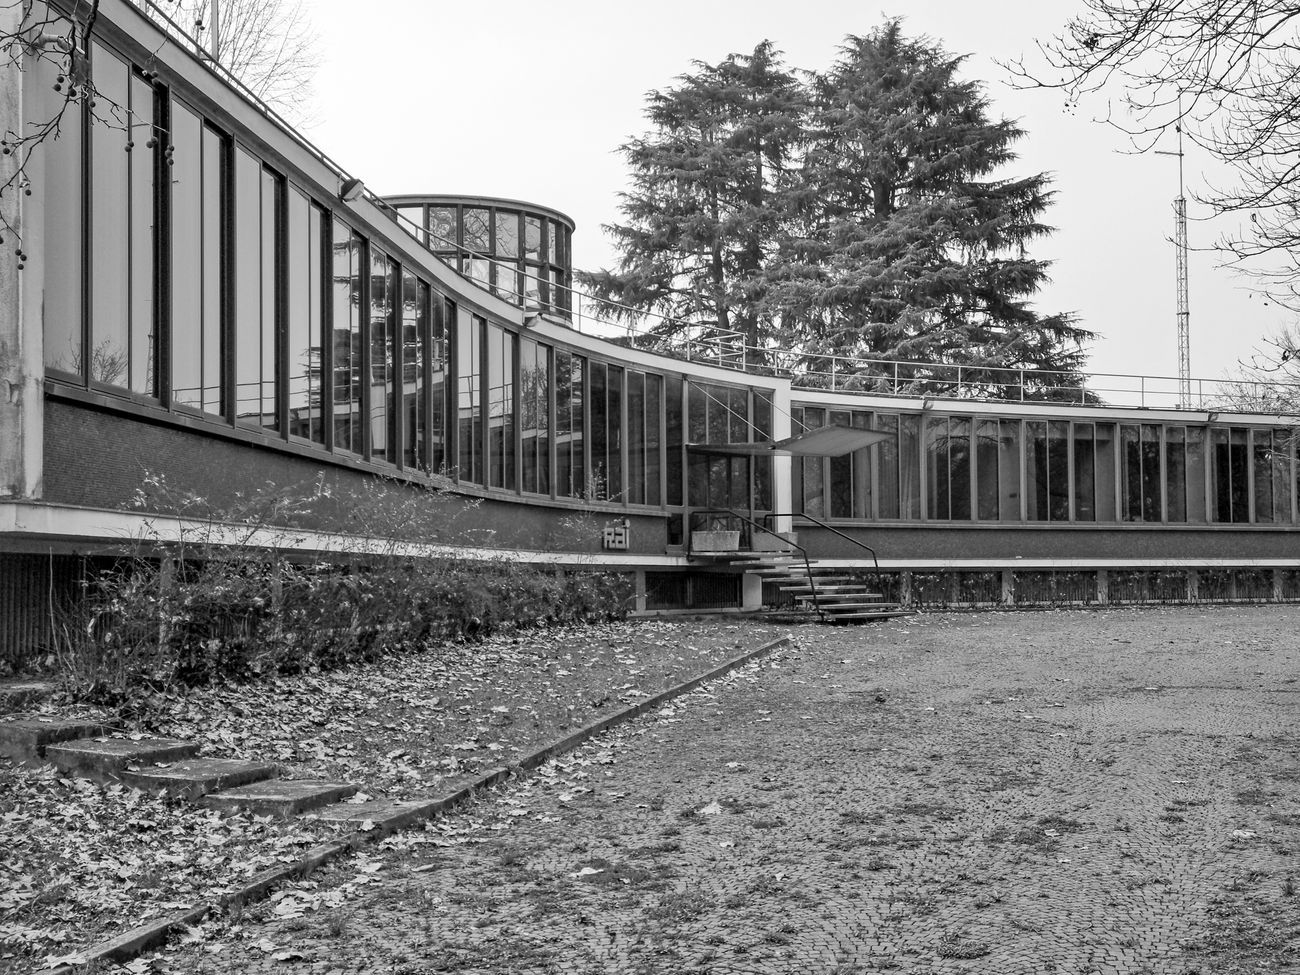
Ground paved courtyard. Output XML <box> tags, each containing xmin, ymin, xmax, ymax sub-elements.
<box><xmin>167</xmin><ymin>607</ymin><xmax>1299</xmax><ymax>974</ymax></box>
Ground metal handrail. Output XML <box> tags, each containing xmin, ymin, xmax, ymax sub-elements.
<box><xmin>688</xmin><ymin>508</ymin><xmax>824</xmax><ymax>621</ymax></box>
<box><xmin>763</xmin><ymin>511</ymin><xmax>884</xmax><ymax>599</ymax></box>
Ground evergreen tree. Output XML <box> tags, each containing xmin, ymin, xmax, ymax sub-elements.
<box><xmin>773</xmin><ymin>22</ymin><xmax>1092</xmax><ymax>393</ymax></box>
<box><xmin>578</xmin><ymin>41</ymin><xmax>806</xmax><ymax>352</ymax></box>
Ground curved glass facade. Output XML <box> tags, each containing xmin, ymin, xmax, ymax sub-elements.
<box><xmin>386</xmin><ymin>196</ymin><xmax>574</xmax><ymax>320</ymax></box>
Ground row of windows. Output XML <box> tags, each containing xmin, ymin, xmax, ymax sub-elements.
<box><xmin>391</xmin><ymin>202</ymin><xmax>572</xmax><ymax>317</ymax></box>
<box><xmin>36</xmin><ymin>33</ymin><xmax>778</xmax><ymax>512</ymax></box>
<box><xmin>792</xmin><ymin>407</ymin><xmax>1300</xmax><ymax>526</ymax></box>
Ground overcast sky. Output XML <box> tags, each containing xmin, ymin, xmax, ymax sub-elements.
<box><xmin>302</xmin><ymin>0</ymin><xmax>1290</xmax><ymax>383</ymax></box>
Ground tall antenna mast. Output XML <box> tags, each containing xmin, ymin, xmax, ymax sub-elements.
<box><xmin>1157</xmin><ymin>114</ymin><xmax>1190</xmax><ymax>407</ymax></box>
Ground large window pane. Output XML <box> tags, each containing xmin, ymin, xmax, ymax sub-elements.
<box><xmin>487</xmin><ymin>323</ymin><xmax>515</xmax><ymax>490</ymax></box>
<box><xmin>463</xmin><ymin>208</ymin><xmax>489</xmax><ymax>252</ymax></box>
<box><xmin>1073</xmin><ymin>423</ymin><xmax>1096</xmax><ymax>521</ymax></box>
<box><xmin>428</xmin><ymin>207</ymin><xmax>456</xmax><ymax>253</ymax></box>
<box><xmin>666</xmin><ymin>376</ymin><xmax>684</xmax><ymax>507</ymax></box>
<box><xmin>999</xmin><ymin>419</ymin><xmax>1021</xmax><ymax>521</ymax></box>
<box><xmin>401</xmin><ymin>273</ymin><xmax>426</xmax><ymax>469</ymax></box>
<box><xmin>607</xmin><ymin>366</ymin><xmax>623</xmax><ymax>502</ymax></box>
<box><xmin>287</xmin><ymin>190</ymin><xmax>325</xmax><ymax>443</ymax></box>
<box><xmin>628</xmin><ymin>372</ymin><xmax>646</xmax><ymax>505</ymax></box>
<box><xmin>1141</xmin><ymin>424</ymin><xmax>1161</xmax><ymax>521</ymax></box>
<box><xmin>457</xmin><ymin>312</ymin><xmax>483</xmax><ymax>484</ymax></box>
<box><xmin>803</xmin><ymin>407</ymin><xmax>826</xmax><ymax>516</ymax></box>
<box><xmin>646</xmin><ymin>375</ymin><xmax>662</xmax><ymax>506</ymax></box>
<box><xmin>36</xmin><ymin>45</ymin><xmax>82</xmax><ymax>374</ymax></box>
<box><xmin>1275</xmin><ymin>429</ymin><xmax>1294</xmax><ymax>523</ymax></box>
<box><xmin>170</xmin><ymin>102</ymin><xmax>203</xmax><ymax>407</ymax></box>
<box><xmin>369</xmin><ymin>249</ymin><xmax>395</xmax><ymax>462</ymax></box>
<box><xmin>1165</xmin><ymin>426</ymin><xmax>1187</xmax><ymax>522</ymax></box>
<box><xmin>951</xmin><ymin>417</ymin><xmax>972</xmax><ymax>520</ymax></box>
<box><xmin>1185</xmin><ymin>427</ymin><xmax>1207</xmax><ymax>522</ymax></box>
<box><xmin>429</xmin><ymin>295</ymin><xmax>450</xmax><ymax>473</ymax></box>
<box><xmin>877</xmin><ymin>414</ymin><xmax>900</xmax><ymax>519</ymax></box>
<box><xmin>332</xmin><ymin>222</ymin><xmax>362</xmax><ymax>453</ymax></box>
<box><xmin>90</xmin><ymin>42</ymin><xmax>130</xmax><ymax>387</ymax></box>
<box><xmin>976</xmin><ymin>418</ymin><xmax>1000</xmax><ymax>520</ymax></box>
<box><xmin>555</xmin><ymin>351</ymin><xmax>584</xmax><ymax>497</ymax></box>
<box><xmin>1095</xmin><ymin>423</ymin><xmax>1117</xmax><ymax>520</ymax></box>
<box><xmin>234</xmin><ymin>150</ymin><xmax>278</xmax><ymax>429</ymax></box>
<box><xmin>128</xmin><ymin>73</ymin><xmax>156</xmax><ymax>397</ymax></box>
<box><xmin>590</xmin><ymin>362</ymin><xmax>607</xmax><ymax>498</ymax></box>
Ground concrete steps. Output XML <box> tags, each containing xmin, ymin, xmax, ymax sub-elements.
<box><xmin>203</xmin><ymin>779</ymin><xmax>358</xmax><ymax>817</ymax></box>
<box><xmin>0</xmin><ymin>716</ymin><xmax>113</xmax><ymax>762</ymax></box>
<box><xmin>8</xmin><ymin>725</ymin><xmax>360</xmax><ymax>819</ymax></box>
<box><xmin>122</xmin><ymin>757</ymin><xmax>280</xmax><ymax>800</ymax></box>
<box><xmin>46</xmin><ymin>737</ymin><xmax>200</xmax><ymax>781</ymax></box>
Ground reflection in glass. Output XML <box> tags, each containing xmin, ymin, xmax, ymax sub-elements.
<box><xmin>495</xmin><ymin>211</ymin><xmax>518</xmax><ymax>257</ymax></box>
<box><xmin>129</xmin><ymin>73</ymin><xmax>156</xmax><ymax>397</ymax></box>
<box><xmin>628</xmin><ymin>371</ymin><xmax>646</xmax><ymax>505</ymax></box>
<box><xmin>463</xmin><ymin>208</ymin><xmax>489</xmax><ymax>252</ymax></box>
<box><xmin>171</xmin><ymin>102</ymin><xmax>203</xmax><ymax>407</ymax></box>
<box><xmin>1185</xmin><ymin>427</ymin><xmax>1206</xmax><ymax>522</ymax></box>
<box><xmin>666</xmin><ymin>376</ymin><xmax>683</xmax><ymax>507</ymax></box>
<box><xmin>429</xmin><ymin>295</ymin><xmax>450</xmax><ymax>474</ymax></box>
<box><xmin>1074</xmin><ymin>423</ymin><xmax>1096</xmax><ymax>521</ymax></box>
<box><xmin>90</xmin><ymin>42</ymin><xmax>130</xmax><ymax>387</ymax></box>
<box><xmin>37</xmin><ymin>47</ymin><xmax>82</xmax><ymax>374</ymax></box>
<box><xmin>487</xmin><ymin>323</ymin><xmax>515</xmax><ymax>490</ymax></box>
<box><xmin>287</xmin><ymin>189</ymin><xmax>325</xmax><ymax>443</ymax></box>
<box><xmin>428</xmin><ymin>207</ymin><xmax>456</xmax><ymax>252</ymax></box>
<box><xmin>369</xmin><ymin>249</ymin><xmax>395</xmax><ymax>462</ymax></box>
<box><xmin>402</xmin><ymin>272</ymin><xmax>427</xmax><ymax>470</ymax></box>
<box><xmin>524</xmin><ymin>216</ymin><xmax>541</xmax><ymax>260</ymax></box>
<box><xmin>998</xmin><ymin>419</ymin><xmax>1021</xmax><ymax>521</ymax></box>
<box><xmin>976</xmin><ymin>419</ymin><xmax>999</xmax><ymax>520</ymax></box>
<box><xmin>1094</xmin><ymin>423</ymin><xmax>1117</xmax><ymax>520</ymax></box>
<box><xmin>457</xmin><ymin>311</ymin><xmax>483</xmax><ymax>484</ymax></box>
<box><xmin>332</xmin><ymin>222</ymin><xmax>363</xmax><ymax>453</ymax></box>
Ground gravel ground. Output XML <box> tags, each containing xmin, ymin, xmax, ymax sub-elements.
<box><xmin>0</xmin><ymin>617</ymin><xmax>776</xmax><ymax>971</ymax></box>
<box><xmin>131</xmin><ymin>605</ymin><xmax>1300</xmax><ymax>975</ymax></box>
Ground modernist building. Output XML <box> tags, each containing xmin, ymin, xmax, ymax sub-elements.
<box><xmin>3</xmin><ymin>0</ymin><xmax>1300</xmax><ymax>661</ymax></box>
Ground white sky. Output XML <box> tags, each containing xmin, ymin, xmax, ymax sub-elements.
<box><xmin>302</xmin><ymin>0</ymin><xmax>1291</xmax><ymax>382</ymax></box>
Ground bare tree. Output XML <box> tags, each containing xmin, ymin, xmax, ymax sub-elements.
<box><xmin>1008</xmin><ymin>1</ymin><xmax>1300</xmax><ymax>307</ymax></box>
<box><xmin>163</xmin><ymin>0</ymin><xmax>319</xmax><ymax>124</ymax></box>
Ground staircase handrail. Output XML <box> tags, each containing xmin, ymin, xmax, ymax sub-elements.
<box><xmin>688</xmin><ymin>508</ymin><xmax>824</xmax><ymax>621</ymax></box>
<box><xmin>763</xmin><ymin>511</ymin><xmax>884</xmax><ymax>598</ymax></box>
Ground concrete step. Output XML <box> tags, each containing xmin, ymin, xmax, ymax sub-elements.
<box><xmin>827</xmin><ymin>610</ymin><xmax>911</xmax><ymax>622</ymax></box>
<box><xmin>0</xmin><ymin>681</ymin><xmax>57</xmax><ymax>714</ymax></box>
<box><xmin>46</xmin><ymin>737</ymin><xmax>199</xmax><ymax>780</ymax></box>
<box><xmin>781</xmin><ymin>584</ymin><xmax>874</xmax><ymax>594</ymax></box>
<box><xmin>203</xmin><ymin>779</ymin><xmax>358</xmax><ymax>817</ymax></box>
<box><xmin>796</xmin><ymin>593</ymin><xmax>887</xmax><ymax>603</ymax></box>
<box><xmin>821</xmin><ymin>600</ymin><xmax>901</xmax><ymax>610</ymax></box>
<box><xmin>0</xmin><ymin>717</ymin><xmax>113</xmax><ymax>762</ymax></box>
<box><xmin>121</xmin><ymin>757</ymin><xmax>279</xmax><ymax>800</ymax></box>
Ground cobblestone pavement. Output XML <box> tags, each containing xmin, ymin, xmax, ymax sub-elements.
<box><xmin>161</xmin><ymin>607</ymin><xmax>1300</xmax><ymax>975</ymax></box>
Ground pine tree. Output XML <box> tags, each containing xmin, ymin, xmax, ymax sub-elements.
<box><xmin>578</xmin><ymin>41</ymin><xmax>806</xmax><ymax>353</ymax></box>
<box><xmin>773</xmin><ymin>22</ymin><xmax>1092</xmax><ymax>394</ymax></box>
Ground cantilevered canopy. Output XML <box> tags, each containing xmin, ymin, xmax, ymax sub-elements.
<box><xmin>687</xmin><ymin>424</ymin><xmax>891</xmax><ymax>458</ymax></box>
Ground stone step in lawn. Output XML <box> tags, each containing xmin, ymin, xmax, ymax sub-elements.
<box><xmin>0</xmin><ymin>717</ymin><xmax>113</xmax><ymax>762</ymax></box>
<box><xmin>0</xmin><ymin>680</ymin><xmax>57</xmax><ymax>714</ymax></box>
<box><xmin>202</xmin><ymin>779</ymin><xmax>358</xmax><ymax>817</ymax></box>
<box><xmin>120</xmin><ymin>758</ymin><xmax>280</xmax><ymax>801</ymax></box>
<box><xmin>45</xmin><ymin>737</ymin><xmax>199</xmax><ymax>781</ymax></box>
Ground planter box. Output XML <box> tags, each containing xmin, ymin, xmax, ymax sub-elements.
<box><xmin>751</xmin><ymin>531</ymin><xmax>798</xmax><ymax>553</ymax></box>
<box><xmin>691</xmin><ymin>530</ymin><xmax>741</xmax><ymax>552</ymax></box>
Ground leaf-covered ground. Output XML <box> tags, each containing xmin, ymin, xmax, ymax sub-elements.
<box><xmin>0</xmin><ymin>618</ymin><xmax>779</xmax><ymax>970</ymax></box>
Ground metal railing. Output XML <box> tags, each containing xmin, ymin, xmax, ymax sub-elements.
<box><xmin>763</xmin><ymin>511</ymin><xmax>884</xmax><ymax>600</ymax></box>
<box><xmin>687</xmin><ymin>508</ymin><xmax>824</xmax><ymax>621</ymax></box>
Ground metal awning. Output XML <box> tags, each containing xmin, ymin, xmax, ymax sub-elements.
<box><xmin>686</xmin><ymin>424</ymin><xmax>891</xmax><ymax>457</ymax></box>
